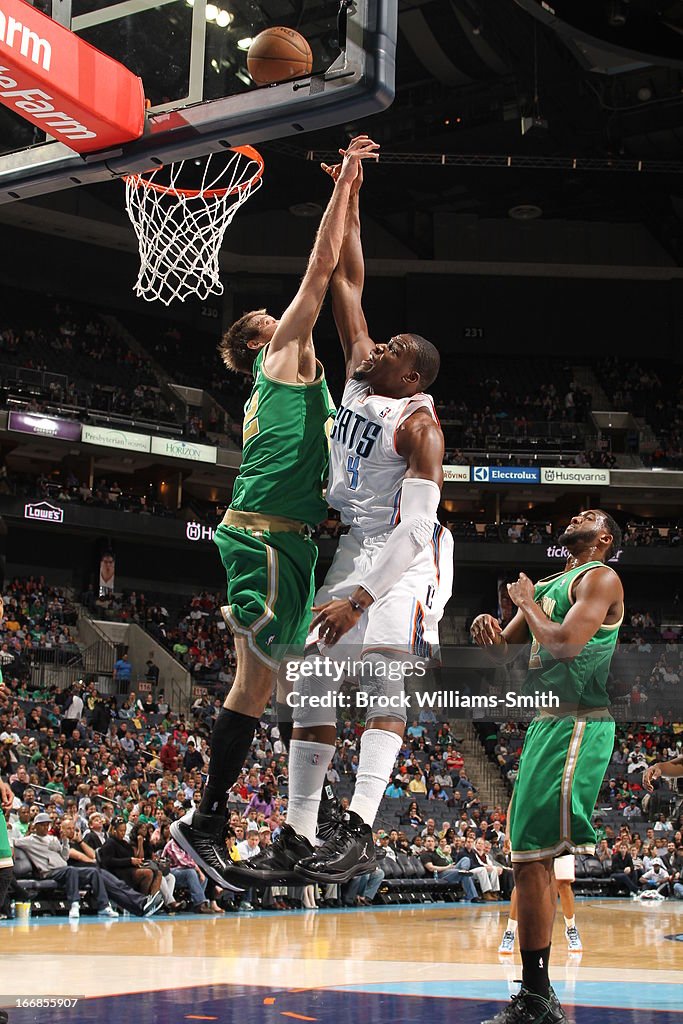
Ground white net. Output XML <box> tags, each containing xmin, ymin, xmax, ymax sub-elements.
<box><xmin>124</xmin><ymin>147</ymin><xmax>264</xmax><ymax>306</ymax></box>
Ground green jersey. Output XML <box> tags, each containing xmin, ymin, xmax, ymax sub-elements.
<box><xmin>230</xmin><ymin>346</ymin><xmax>335</xmax><ymax>528</ymax></box>
<box><xmin>524</xmin><ymin>561</ymin><xmax>622</xmax><ymax>707</ymax></box>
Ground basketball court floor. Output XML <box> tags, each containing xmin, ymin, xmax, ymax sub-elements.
<box><xmin>2</xmin><ymin>899</ymin><xmax>682</xmax><ymax>1023</ymax></box>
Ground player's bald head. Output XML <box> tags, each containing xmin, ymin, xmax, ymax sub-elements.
<box><xmin>405</xmin><ymin>334</ymin><xmax>440</xmax><ymax>389</ymax></box>
<box><xmin>594</xmin><ymin>510</ymin><xmax>622</xmax><ymax>560</ymax></box>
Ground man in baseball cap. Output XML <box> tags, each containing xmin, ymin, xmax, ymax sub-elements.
<box><xmin>14</xmin><ymin>815</ymin><xmax>119</xmax><ymax>920</ymax></box>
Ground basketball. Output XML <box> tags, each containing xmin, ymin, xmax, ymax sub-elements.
<box><xmin>247</xmin><ymin>27</ymin><xmax>313</xmax><ymax>86</ymax></box>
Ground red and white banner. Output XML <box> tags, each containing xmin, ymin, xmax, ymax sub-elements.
<box><xmin>0</xmin><ymin>0</ymin><xmax>144</xmax><ymax>154</ymax></box>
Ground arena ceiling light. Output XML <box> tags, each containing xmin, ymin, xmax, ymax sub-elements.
<box><xmin>508</xmin><ymin>204</ymin><xmax>543</xmax><ymax>219</ymax></box>
<box><xmin>289</xmin><ymin>201</ymin><xmax>323</xmax><ymax>217</ymax></box>
<box><xmin>608</xmin><ymin>0</ymin><xmax>629</xmax><ymax>28</ymax></box>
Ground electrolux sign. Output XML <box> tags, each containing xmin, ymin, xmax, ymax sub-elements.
<box><xmin>472</xmin><ymin>466</ymin><xmax>540</xmax><ymax>484</ymax></box>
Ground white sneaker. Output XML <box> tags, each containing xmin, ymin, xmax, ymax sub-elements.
<box><xmin>68</xmin><ymin>903</ymin><xmax>80</xmax><ymax>920</ymax></box>
<box><xmin>498</xmin><ymin>929</ymin><xmax>516</xmax><ymax>954</ymax></box>
<box><xmin>98</xmin><ymin>905</ymin><xmax>120</xmax><ymax>918</ymax></box>
<box><xmin>565</xmin><ymin>925</ymin><xmax>583</xmax><ymax>951</ymax></box>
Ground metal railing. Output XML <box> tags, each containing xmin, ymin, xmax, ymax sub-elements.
<box><xmin>29</xmin><ymin>638</ymin><xmax>115</xmax><ymax>691</ymax></box>
<box><xmin>0</xmin><ymin>362</ymin><xmax>68</xmax><ymax>391</ymax></box>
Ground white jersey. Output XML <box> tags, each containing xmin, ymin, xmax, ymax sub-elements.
<box><xmin>327</xmin><ymin>378</ymin><xmax>439</xmax><ymax>533</ymax></box>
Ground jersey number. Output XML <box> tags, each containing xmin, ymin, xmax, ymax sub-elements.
<box><xmin>347</xmin><ymin>455</ymin><xmax>361</xmax><ymax>490</ymax></box>
<box><xmin>243</xmin><ymin>391</ymin><xmax>260</xmax><ymax>443</ymax></box>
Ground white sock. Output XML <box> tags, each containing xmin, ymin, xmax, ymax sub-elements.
<box><xmin>286</xmin><ymin>740</ymin><xmax>335</xmax><ymax>844</ymax></box>
<box><xmin>506</xmin><ymin>918</ymin><xmax>518</xmax><ymax>933</ymax></box>
<box><xmin>564</xmin><ymin>916</ymin><xmax>575</xmax><ymax>930</ymax></box>
<box><xmin>349</xmin><ymin>729</ymin><xmax>403</xmax><ymax>826</ymax></box>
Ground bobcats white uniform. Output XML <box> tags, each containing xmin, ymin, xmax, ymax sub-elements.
<box><xmin>308</xmin><ymin>377</ymin><xmax>453</xmax><ymax>659</ymax></box>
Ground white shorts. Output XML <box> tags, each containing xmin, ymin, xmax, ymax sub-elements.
<box><xmin>554</xmin><ymin>853</ymin><xmax>576</xmax><ymax>881</ymax></box>
<box><xmin>307</xmin><ymin>523</ymin><xmax>454</xmax><ymax>659</ymax></box>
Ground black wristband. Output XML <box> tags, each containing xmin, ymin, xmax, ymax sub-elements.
<box><xmin>347</xmin><ymin>596</ymin><xmax>364</xmax><ymax>613</ymax></box>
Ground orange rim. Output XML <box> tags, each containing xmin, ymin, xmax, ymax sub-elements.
<box><xmin>124</xmin><ymin>145</ymin><xmax>265</xmax><ymax>199</ymax></box>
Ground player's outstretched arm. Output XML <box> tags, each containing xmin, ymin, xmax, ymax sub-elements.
<box><xmin>323</xmin><ymin>149</ymin><xmax>375</xmax><ymax>379</ymax></box>
<box><xmin>265</xmin><ymin>136</ymin><xmax>379</xmax><ymax>383</ymax></box>
<box><xmin>507</xmin><ymin>566</ymin><xmax>623</xmax><ymax>661</ymax></box>
<box><xmin>643</xmin><ymin>756</ymin><xmax>683</xmax><ymax>791</ymax></box>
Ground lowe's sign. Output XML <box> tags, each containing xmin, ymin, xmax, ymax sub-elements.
<box><xmin>472</xmin><ymin>466</ymin><xmax>540</xmax><ymax>484</ymax></box>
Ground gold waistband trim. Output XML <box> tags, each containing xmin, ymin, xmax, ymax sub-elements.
<box><xmin>221</xmin><ymin>509</ymin><xmax>312</xmax><ymax>536</ymax></box>
<box><xmin>538</xmin><ymin>704</ymin><xmax>612</xmax><ymax>721</ymax></box>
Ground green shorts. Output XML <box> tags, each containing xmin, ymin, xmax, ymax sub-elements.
<box><xmin>214</xmin><ymin>524</ymin><xmax>317</xmax><ymax>670</ymax></box>
<box><xmin>510</xmin><ymin>712</ymin><xmax>615</xmax><ymax>863</ymax></box>
<box><xmin>0</xmin><ymin>811</ymin><xmax>12</xmax><ymax>867</ymax></box>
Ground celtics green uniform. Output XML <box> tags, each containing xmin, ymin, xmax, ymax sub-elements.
<box><xmin>0</xmin><ymin>807</ymin><xmax>10</xmax><ymax>867</ymax></box>
<box><xmin>215</xmin><ymin>346</ymin><xmax>335</xmax><ymax>669</ymax></box>
<box><xmin>510</xmin><ymin>561</ymin><xmax>622</xmax><ymax>862</ymax></box>
<box><xmin>0</xmin><ymin>666</ymin><xmax>12</xmax><ymax>868</ymax></box>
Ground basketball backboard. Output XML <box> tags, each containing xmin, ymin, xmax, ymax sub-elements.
<box><xmin>0</xmin><ymin>0</ymin><xmax>396</xmax><ymax>203</ymax></box>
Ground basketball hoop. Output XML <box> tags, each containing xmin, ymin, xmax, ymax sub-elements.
<box><xmin>124</xmin><ymin>146</ymin><xmax>264</xmax><ymax>306</ymax></box>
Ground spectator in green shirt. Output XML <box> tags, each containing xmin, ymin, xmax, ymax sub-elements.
<box><xmin>45</xmin><ymin>772</ymin><xmax>66</xmax><ymax>796</ymax></box>
<box><xmin>593</xmin><ymin>816</ymin><xmax>607</xmax><ymax>843</ymax></box>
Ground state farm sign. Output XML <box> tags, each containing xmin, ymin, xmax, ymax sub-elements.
<box><xmin>0</xmin><ymin>0</ymin><xmax>144</xmax><ymax>153</ymax></box>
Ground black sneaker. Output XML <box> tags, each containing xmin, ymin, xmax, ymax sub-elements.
<box><xmin>549</xmin><ymin>988</ymin><xmax>572</xmax><ymax>1024</ymax></box>
<box><xmin>316</xmin><ymin>797</ymin><xmax>343</xmax><ymax>845</ymax></box>
<box><xmin>481</xmin><ymin>986</ymin><xmax>569</xmax><ymax>1024</ymax></box>
<box><xmin>227</xmin><ymin>824</ymin><xmax>315</xmax><ymax>886</ymax></box>
<box><xmin>170</xmin><ymin>812</ymin><xmax>243</xmax><ymax>892</ymax></box>
<box><xmin>142</xmin><ymin>891</ymin><xmax>165</xmax><ymax>917</ymax></box>
<box><xmin>295</xmin><ymin>810</ymin><xmax>376</xmax><ymax>883</ymax></box>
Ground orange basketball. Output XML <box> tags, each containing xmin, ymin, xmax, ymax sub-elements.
<box><xmin>247</xmin><ymin>27</ymin><xmax>313</xmax><ymax>86</ymax></box>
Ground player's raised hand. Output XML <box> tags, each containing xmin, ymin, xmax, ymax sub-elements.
<box><xmin>336</xmin><ymin>135</ymin><xmax>379</xmax><ymax>185</ymax></box>
<box><xmin>321</xmin><ymin>161</ymin><xmax>341</xmax><ymax>182</ymax></box>
<box><xmin>470</xmin><ymin>613</ymin><xmax>503</xmax><ymax>647</ymax></box>
<box><xmin>322</xmin><ymin>158</ymin><xmax>364</xmax><ymax>193</ymax></box>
